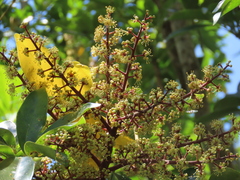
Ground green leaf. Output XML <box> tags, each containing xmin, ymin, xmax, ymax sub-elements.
<box><xmin>43</xmin><ymin>102</ymin><xmax>100</xmax><ymax>134</ymax></box>
<box><xmin>195</xmin><ymin>95</ymin><xmax>240</xmax><ymax>123</ymax></box>
<box><xmin>0</xmin><ymin>128</ymin><xmax>16</xmax><ymax>146</ymax></box>
<box><xmin>0</xmin><ymin>121</ymin><xmax>17</xmax><ymax>137</ymax></box>
<box><xmin>170</xmin><ymin>9</ymin><xmax>210</xmax><ymax>21</ymax></box>
<box><xmin>0</xmin><ymin>65</ymin><xmax>24</xmax><ymax>118</ymax></box>
<box><xmin>0</xmin><ymin>157</ymin><xmax>14</xmax><ymax>170</ymax></box>
<box><xmin>16</xmin><ymin>89</ymin><xmax>48</xmax><ymax>151</ymax></box>
<box><xmin>166</xmin><ymin>24</ymin><xmax>209</xmax><ymax>41</ymax></box>
<box><xmin>221</xmin><ymin>0</ymin><xmax>240</xmax><ymax>16</ymax></box>
<box><xmin>210</xmin><ymin>167</ymin><xmax>240</xmax><ymax>180</ymax></box>
<box><xmin>0</xmin><ymin>145</ymin><xmax>15</xmax><ymax>158</ymax></box>
<box><xmin>36</xmin><ymin>116</ymin><xmax>85</xmax><ymax>145</ymax></box>
<box><xmin>0</xmin><ymin>157</ymin><xmax>35</xmax><ymax>180</ymax></box>
<box><xmin>213</xmin><ymin>12</ymin><xmax>222</xmax><ymax>25</ymax></box>
<box><xmin>214</xmin><ymin>95</ymin><xmax>240</xmax><ymax>111</ymax></box>
<box><xmin>24</xmin><ymin>141</ymin><xmax>69</xmax><ymax>167</ymax></box>
<box><xmin>110</xmin><ymin>172</ymin><xmax>131</xmax><ymax>180</ymax></box>
<box><xmin>212</xmin><ymin>0</ymin><xmax>240</xmax><ymax>24</ymax></box>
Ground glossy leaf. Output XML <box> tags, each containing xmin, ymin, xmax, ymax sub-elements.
<box><xmin>16</xmin><ymin>89</ymin><xmax>48</xmax><ymax>151</ymax></box>
<box><xmin>0</xmin><ymin>145</ymin><xmax>15</xmax><ymax>158</ymax></box>
<box><xmin>221</xmin><ymin>0</ymin><xmax>240</xmax><ymax>16</ymax></box>
<box><xmin>213</xmin><ymin>12</ymin><xmax>222</xmax><ymax>25</ymax></box>
<box><xmin>24</xmin><ymin>141</ymin><xmax>69</xmax><ymax>167</ymax></box>
<box><xmin>210</xmin><ymin>167</ymin><xmax>240</xmax><ymax>180</ymax></box>
<box><xmin>0</xmin><ymin>128</ymin><xmax>16</xmax><ymax>146</ymax></box>
<box><xmin>0</xmin><ymin>157</ymin><xmax>14</xmax><ymax>170</ymax></box>
<box><xmin>0</xmin><ymin>157</ymin><xmax>35</xmax><ymax>180</ymax></box>
<box><xmin>212</xmin><ymin>0</ymin><xmax>240</xmax><ymax>24</ymax></box>
<box><xmin>0</xmin><ymin>121</ymin><xmax>17</xmax><ymax>137</ymax></box>
<box><xmin>110</xmin><ymin>172</ymin><xmax>131</xmax><ymax>180</ymax></box>
<box><xmin>212</xmin><ymin>0</ymin><xmax>225</xmax><ymax>13</ymax></box>
<box><xmin>42</xmin><ymin>102</ymin><xmax>100</xmax><ymax>134</ymax></box>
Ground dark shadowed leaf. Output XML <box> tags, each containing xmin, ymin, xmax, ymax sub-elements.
<box><xmin>166</xmin><ymin>24</ymin><xmax>209</xmax><ymax>41</ymax></box>
<box><xmin>196</xmin><ymin>94</ymin><xmax>240</xmax><ymax>123</ymax></box>
<box><xmin>42</xmin><ymin>102</ymin><xmax>100</xmax><ymax>134</ymax></box>
<box><xmin>210</xmin><ymin>167</ymin><xmax>240</xmax><ymax>180</ymax></box>
<box><xmin>0</xmin><ymin>157</ymin><xmax>14</xmax><ymax>170</ymax></box>
<box><xmin>110</xmin><ymin>172</ymin><xmax>131</xmax><ymax>180</ymax></box>
<box><xmin>16</xmin><ymin>89</ymin><xmax>48</xmax><ymax>151</ymax></box>
<box><xmin>24</xmin><ymin>141</ymin><xmax>69</xmax><ymax>167</ymax></box>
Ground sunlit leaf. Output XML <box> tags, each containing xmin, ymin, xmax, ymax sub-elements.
<box><xmin>14</xmin><ymin>34</ymin><xmax>92</xmax><ymax>96</ymax></box>
<box><xmin>0</xmin><ymin>157</ymin><xmax>14</xmax><ymax>170</ymax></box>
<box><xmin>0</xmin><ymin>145</ymin><xmax>15</xmax><ymax>158</ymax></box>
<box><xmin>0</xmin><ymin>128</ymin><xmax>16</xmax><ymax>146</ymax></box>
<box><xmin>0</xmin><ymin>157</ymin><xmax>35</xmax><ymax>180</ymax></box>
<box><xmin>0</xmin><ymin>65</ymin><xmax>23</xmax><ymax>118</ymax></box>
<box><xmin>63</xmin><ymin>61</ymin><xmax>93</xmax><ymax>96</ymax></box>
<box><xmin>212</xmin><ymin>0</ymin><xmax>225</xmax><ymax>13</ymax></box>
<box><xmin>14</xmin><ymin>33</ymin><xmax>62</xmax><ymax>96</ymax></box>
<box><xmin>212</xmin><ymin>0</ymin><xmax>240</xmax><ymax>24</ymax></box>
<box><xmin>0</xmin><ymin>121</ymin><xmax>17</xmax><ymax>137</ymax></box>
<box><xmin>213</xmin><ymin>12</ymin><xmax>222</xmax><ymax>25</ymax></box>
<box><xmin>221</xmin><ymin>0</ymin><xmax>240</xmax><ymax>16</ymax></box>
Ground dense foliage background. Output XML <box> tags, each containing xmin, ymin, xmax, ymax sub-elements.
<box><xmin>1</xmin><ymin>0</ymin><xmax>240</xmax><ymax>179</ymax></box>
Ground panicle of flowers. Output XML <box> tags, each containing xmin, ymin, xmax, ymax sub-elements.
<box><xmin>1</xmin><ymin>5</ymin><xmax>240</xmax><ymax>180</ymax></box>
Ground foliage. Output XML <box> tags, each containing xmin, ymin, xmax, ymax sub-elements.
<box><xmin>212</xmin><ymin>0</ymin><xmax>240</xmax><ymax>25</ymax></box>
<box><xmin>0</xmin><ymin>5</ymin><xmax>240</xmax><ymax>180</ymax></box>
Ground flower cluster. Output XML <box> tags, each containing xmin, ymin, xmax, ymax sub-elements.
<box><xmin>0</xmin><ymin>6</ymin><xmax>239</xmax><ymax>180</ymax></box>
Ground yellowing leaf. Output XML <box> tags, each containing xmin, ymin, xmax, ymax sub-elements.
<box><xmin>85</xmin><ymin>114</ymin><xmax>134</xmax><ymax>148</ymax></box>
<box><xmin>77</xmin><ymin>46</ymin><xmax>85</xmax><ymax>56</ymax></box>
<box><xmin>64</xmin><ymin>61</ymin><xmax>92</xmax><ymax>96</ymax></box>
<box><xmin>14</xmin><ymin>33</ymin><xmax>92</xmax><ymax>96</ymax></box>
<box><xmin>85</xmin><ymin>112</ymin><xmax>101</xmax><ymax>124</ymax></box>
<box><xmin>87</xmin><ymin>158</ymin><xmax>99</xmax><ymax>170</ymax></box>
<box><xmin>114</xmin><ymin>135</ymin><xmax>134</xmax><ymax>148</ymax></box>
<box><xmin>14</xmin><ymin>33</ymin><xmax>61</xmax><ymax>96</ymax></box>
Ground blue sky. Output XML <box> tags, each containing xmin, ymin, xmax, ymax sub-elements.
<box><xmin>220</xmin><ymin>29</ymin><xmax>240</xmax><ymax>94</ymax></box>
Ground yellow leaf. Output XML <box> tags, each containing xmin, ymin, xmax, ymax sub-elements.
<box><xmin>115</xmin><ymin>135</ymin><xmax>134</xmax><ymax>148</ymax></box>
<box><xmin>14</xmin><ymin>33</ymin><xmax>60</xmax><ymax>96</ymax></box>
<box><xmin>77</xmin><ymin>46</ymin><xmax>85</xmax><ymax>56</ymax></box>
<box><xmin>85</xmin><ymin>112</ymin><xmax>101</xmax><ymax>124</ymax></box>
<box><xmin>85</xmin><ymin>114</ymin><xmax>134</xmax><ymax>148</ymax></box>
<box><xmin>87</xmin><ymin>158</ymin><xmax>99</xmax><ymax>170</ymax></box>
<box><xmin>63</xmin><ymin>61</ymin><xmax>92</xmax><ymax>96</ymax></box>
<box><xmin>14</xmin><ymin>33</ymin><xmax>92</xmax><ymax>96</ymax></box>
